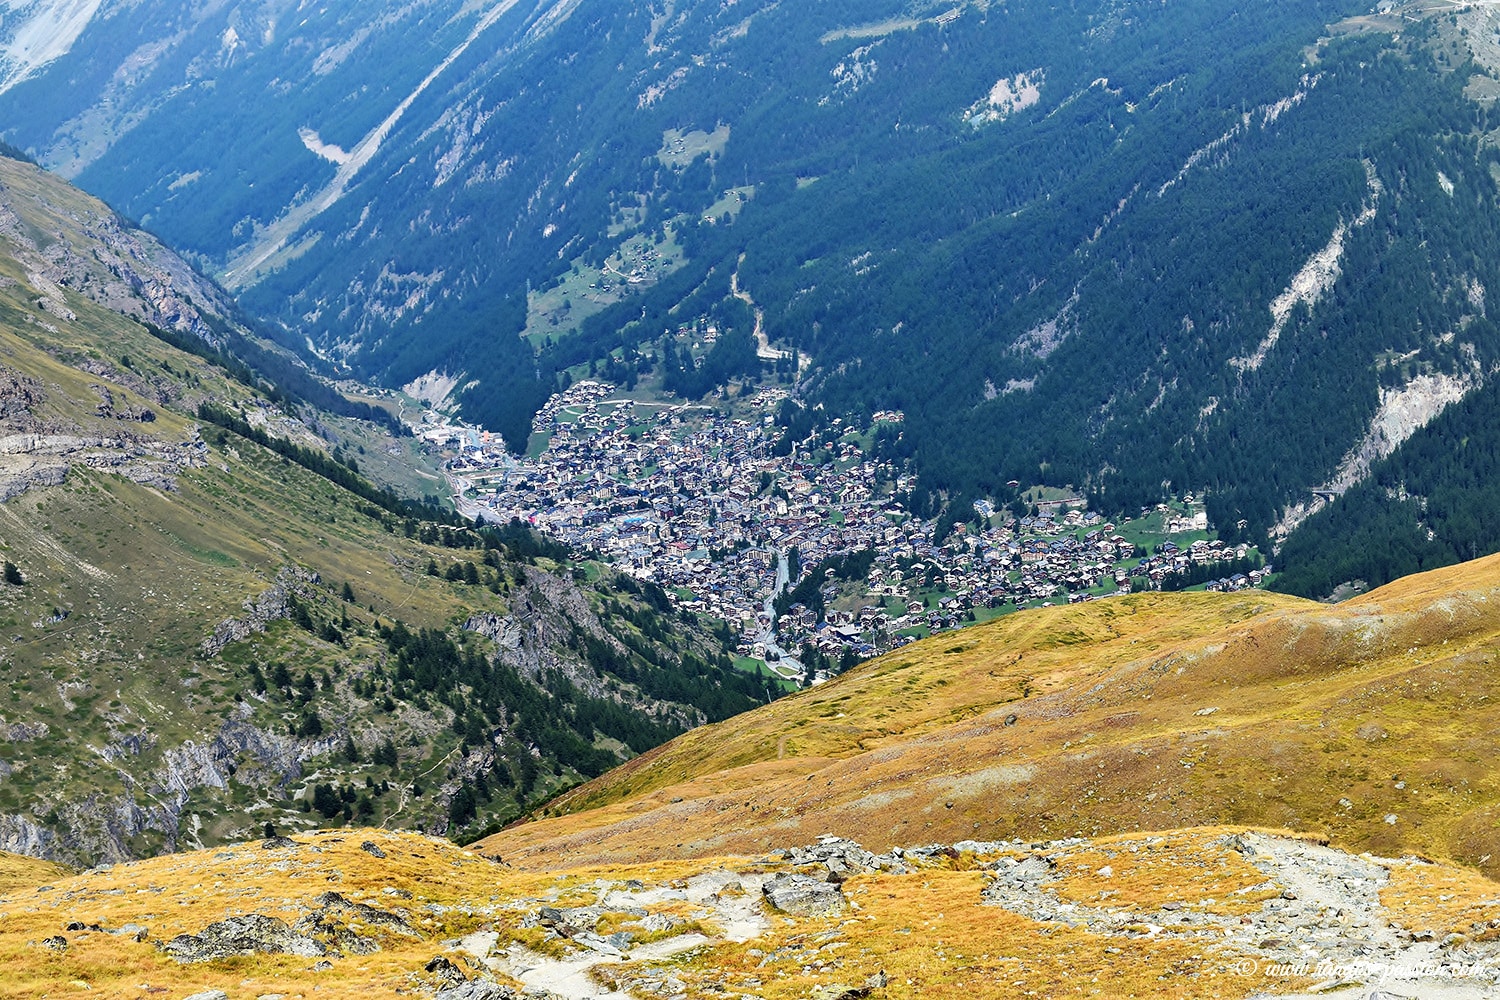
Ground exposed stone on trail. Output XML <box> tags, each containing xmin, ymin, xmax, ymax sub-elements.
<box><xmin>970</xmin><ymin>830</ymin><xmax>1500</xmax><ymax>995</ymax></box>
<box><xmin>984</xmin><ymin>853</ymin><xmax>1055</xmax><ymax>892</ymax></box>
<box><xmin>160</xmin><ymin>913</ymin><xmax>324</xmax><ymax>963</ymax></box>
<box><xmin>761</xmin><ymin>872</ymin><xmax>847</xmax><ymax>916</ymax></box>
<box><xmin>433</xmin><ymin>982</ymin><xmax>527</xmax><ymax>1000</ymax></box>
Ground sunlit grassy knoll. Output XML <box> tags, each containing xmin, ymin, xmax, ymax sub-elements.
<box><xmin>0</xmin><ymin>851</ymin><xmax>70</xmax><ymax>893</ymax></box>
<box><xmin>482</xmin><ymin>555</ymin><xmax>1500</xmax><ymax>876</ymax></box>
<box><xmin>1381</xmin><ymin>859</ymin><xmax>1500</xmax><ymax>941</ymax></box>
<box><xmin>492</xmin><ymin>591</ymin><xmax>1298</xmax><ymax>820</ymax></box>
<box><xmin>16</xmin><ymin>824</ymin><xmax>1500</xmax><ymax>999</ymax></box>
<box><xmin>1046</xmin><ymin>828</ymin><xmax>1287</xmax><ymax>917</ymax></box>
<box><xmin>0</xmin><ymin>830</ymin><xmax>505</xmax><ymax>1000</ymax></box>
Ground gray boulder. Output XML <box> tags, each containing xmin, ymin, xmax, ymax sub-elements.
<box><xmin>434</xmin><ymin>983</ymin><xmax>527</xmax><ymax>1000</ymax></box>
<box><xmin>762</xmin><ymin>873</ymin><xmax>847</xmax><ymax>917</ymax></box>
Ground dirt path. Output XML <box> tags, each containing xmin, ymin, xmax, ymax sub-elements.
<box><xmin>464</xmin><ymin>870</ymin><xmax>772</xmax><ymax>1000</ymax></box>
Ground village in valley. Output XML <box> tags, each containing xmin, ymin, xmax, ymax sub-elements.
<box><xmin>424</xmin><ymin>380</ymin><xmax>1268</xmax><ymax>687</ymax></box>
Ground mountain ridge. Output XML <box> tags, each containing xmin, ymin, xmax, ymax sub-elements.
<box><xmin>9</xmin><ymin>0</ymin><xmax>1500</xmax><ymax>594</ymax></box>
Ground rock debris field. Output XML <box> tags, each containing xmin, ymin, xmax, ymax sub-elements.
<box><xmin>12</xmin><ymin>828</ymin><xmax>1500</xmax><ymax>999</ymax></box>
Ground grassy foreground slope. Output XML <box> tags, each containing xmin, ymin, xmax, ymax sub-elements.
<box><xmin>5</xmin><ymin>565</ymin><xmax>1500</xmax><ymax>998</ymax></box>
<box><xmin>483</xmin><ymin>554</ymin><xmax>1500</xmax><ymax>875</ymax></box>
<box><xmin>0</xmin><ymin>827</ymin><xmax>1311</xmax><ymax>1000</ymax></box>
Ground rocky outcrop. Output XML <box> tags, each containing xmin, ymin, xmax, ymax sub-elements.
<box><xmin>0</xmin><ymin>428</ymin><xmax>208</xmax><ymax>500</ymax></box>
<box><xmin>761</xmin><ymin>872</ymin><xmax>848</xmax><ymax>916</ymax></box>
<box><xmin>770</xmin><ymin>835</ymin><xmax>909</xmax><ymax>879</ymax></box>
<box><xmin>0</xmin><ymin>175</ymin><xmax>241</xmax><ymax>347</ymax></box>
<box><xmin>201</xmin><ymin>566</ymin><xmax>322</xmax><ymax>656</ymax></box>
<box><xmin>464</xmin><ymin>569</ymin><xmax>702</xmax><ymax>732</ymax></box>
<box><xmin>159</xmin><ymin>891</ymin><xmax>418</xmax><ymax>964</ymax></box>
<box><xmin>0</xmin><ymin>711</ymin><xmax>313</xmax><ymax>865</ymax></box>
<box><xmin>160</xmin><ymin>913</ymin><xmax>326</xmax><ymax>963</ymax></box>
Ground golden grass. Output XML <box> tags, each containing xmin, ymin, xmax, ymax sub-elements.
<box><xmin>481</xmin><ymin>555</ymin><xmax>1500</xmax><ymax>879</ymax></box>
<box><xmin>0</xmin><ymin>851</ymin><xmax>70</xmax><ymax>893</ymax></box>
<box><xmin>19</xmin><ymin>825</ymin><xmax>1500</xmax><ymax>999</ymax></box>
<box><xmin>0</xmin><ymin>823</ymin><xmax>789</xmax><ymax>1000</ymax></box>
<box><xmin>0</xmin><ymin>830</ymin><xmax>499</xmax><ymax>1000</ymax></box>
<box><xmin>1048</xmin><ymin>830</ymin><xmax>1281</xmax><ymax>916</ymax></box>
<box><xmin>605</xmin><ymin>867</ymin><xmax>1289</xmax><ymax>1000</ymax></box>
<box><xmin>1380</xmin><ymin>859</ymin><xmax>1500</xmax><ymax>940</ymax></box>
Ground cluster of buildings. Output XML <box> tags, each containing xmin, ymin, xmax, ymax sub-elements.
<box><xmin>440</xmin><ymin>381</ymin><xmax>1262</xmax><ymax>685</ymax></box>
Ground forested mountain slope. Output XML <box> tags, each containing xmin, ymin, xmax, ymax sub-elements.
<box><xmin>0</xmin><ymin>151</ymin><xmax>765</xmax><ymax>865</ymax></box>
<box><xmin>7</xmin><ymin>1</ymin><xmax>1500</xmax><ymax>590</ymax></box>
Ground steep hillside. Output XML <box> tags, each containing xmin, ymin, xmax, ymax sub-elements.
<box><xmin>479</xmin><ymin>552</ymin><xmax>1500</xmax><ymax>882</ymax></box>
<box><xmin>0</xmin><ymin>152</ymin><xmax>768</xmax><ymax>865</ymax></box>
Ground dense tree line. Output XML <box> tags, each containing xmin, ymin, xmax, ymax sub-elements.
<box><xmin>197</xmin><ymin>402</ymin><xmax>459</xmax><ymax>524</ymax></box>
<box><xmin>1274</xmin><ymin>381</ymin><xmax>1500</xmax><ymax>598</ymax></box>
<box><xmin>774</xmin><ymin>547</ymin><xmax>877</xmax><ymax>622</ymax></box>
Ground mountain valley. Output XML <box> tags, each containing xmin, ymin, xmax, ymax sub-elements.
<box><xmin>2</xmin><ymin>557</ymin><xmax>1500</xmax><ymax>997</ymax></box>
<box><xmin>9</xmin><ymin>0</ymin><xmax>1500</xmax><ymax>596</ymax></box>
<box><xmin>6</xmin><ymin>1</ymin><xmax>1500</xmax><ymax>997</ymax></box>
<box><xmin>0</xmin><ymin>149</ymin><xmax>766</xmax><ymax>864</ymax></box>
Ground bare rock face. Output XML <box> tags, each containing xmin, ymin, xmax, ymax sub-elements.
<box><xmin>160</xmin><ymin>892</ymin><xmax>418</xmax><ymax>965</ymax></box>
<box><xmin>201</xmin><ymin>565</ymin><xmax>322</xmax><ymax>655</ymax></box>
<box><xmin>0</xmin><ymin>711</ymin><xmax>312</xmax><ymax>866</ymax></box>
<box><xmin>0</xmin><ymin>174</ymin><xmax>240</xmax><ymax>347</ymax></box>
<box><xmin>464</xmin><ymin>569</ymin><xmax>703</xmax><ymax>732</ymax></box>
